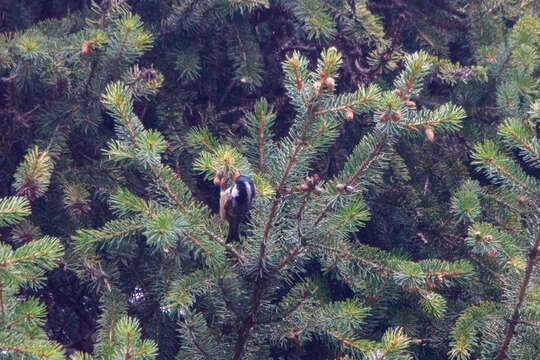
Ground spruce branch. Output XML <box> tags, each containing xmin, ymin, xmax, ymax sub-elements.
<box><xmin>398</xmin><ymin>103</ymin><xmax>465</xmax><ymax>132</ymax></box>
<box><xmin>245</xmin><ymin>98</ymin><xmax>276</xmax><ymax>172</ymax></box>
<box><xmin>313</xmin><ymin>84</ymin><xmax>380</xmax><ymax>116</ymax></box>
<box><xmin>328</xmin><ymin>326</ymin><xmax>411</xmax><ymax>359</ymax></box>
<box><xmin>495</xmin><ymin>225</ymin><xmax>540</xmax><ymax>360</ymax></box>
<box><xmin>257</xmin><ymin>112</ymin><xmax>265</xmax><ymax>171</ymax></box>
<box><xmin>13</xmin><ymin>146</ymin><xmax>54</xmax><ymax>200</ymax></box>
<box><xmin>498</xmin><ymin>117</ymin><xmax>540</xmax><ymax>168</ymax></box>
<box><xmin>0</xmin><ymin>338</ymin><xmax>65</xmax><ymax>360</ymax></box>
<box><xmin>73</xmin><ymin>218</ymin><xmax>143</xmax><ymax>254</ymax></box>
<box><xmin>313</xmin><ymin>132</ymin><xmax>387</xmax><ymax>227</ymax></box>
<box><xmin>177</xmin><ymin>311</ymin><xmax>220</xmax><ymax>360</ymax></box>
<box><xmin>307</xmin><ymin>242</ymin><xmax>385</xmax><ymax>271</ymax></box>
<box><xmin>102</xmin><ymin>81</ymin><xmax>238</xmax><ymax>261</ymax></box>
<box><xmin>233</xmin><ymin>56</ymin><xmax>326</xmax><ymax>356</ymax></box>
<box><xmin>201</xmin><ymin>229</ymin><xmax>245</xmax><ymax>264</ymax></box>
<box><xmin>472</xmin><ymin>141</ymin><xmax>540</xmax><ymax>199</ymax></box>
<box><xmin>0</xmin><ymin>196</ymin><xmax>31</xmax><ymax>227</ymax></box>
<box><xmin>218</xmin><ymin>277</ymin><xmax>242</xmax><ymax>318</ymax></box>
<box><xmin>449</xmin><ymin>302</ymin><xmax>498</xmax><ymax>360</ymax></box>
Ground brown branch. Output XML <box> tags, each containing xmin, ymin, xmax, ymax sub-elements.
<box><xmin>186</xmin><ymin>321</ymin><xmax>212</xmax><ymax>358</ymax></box>
<box><xmin>279</xmin><ymin>195</ymin><xmax>311</xmax><ymax>269</ymax></box>
<box><xmin>283</xmin><ymin>290</ymin><xmax>312</xmax><ymax>319</ymax></box>
<box><xmin>124</xmin><ymin>328</ymin><xmax>131</xmax><ymax>360</ymax></box>
<box><xmin>0</xmin><ymin>249</ymin><xmax>58</xmax><ymax>267</ymax></box>
<box><xmin>233</xmin><ymin>76</ymin><xmax>316</xmax><ymax>359</ymax></box>
<box><xmin>313</xmin><ymin>94</ymin><xmax>372</xmax><ymax>116</ymax></box>
<box><xmin>307</xmin><ymin>243</ymin><xmax>386</xmax><ymax>271</ymax></box>
<box><xmin>234</xmin><ymin>26</ymin><xmax>248</xmax><ymax>74</ymax></box>
<box><xmin>232</xmin><ymin>280</ymin><xmax>265</xmax><ymax>360</ymax></box>
<box><xmin>202</xmin><ymin>229</ymin><xmax>245</xmax><ymax>264</ymax></box>
<box><xmin>438</xmin><ymin>232</ymin><xmax>508</xmax><ymax>284</ymax></box>
<box><xmin>258</xmin><ymin>289</ymin><xmax>312</xmax><ymax>325</ymax></box>
<box><xmin>215</xmin><ymin>105</ymin><xmax>250</xmax><ymax>120</ymax></box>
<box><xmin>258</xmin><ymin>107</ymin><xmax>265</xmax><ymax>172</ymax></box>
<box><xmin>496</xmin><ymin>225</ymin><xmax>540</xmax><ymax>360</ymax></box>
<box><xmin>232</xmin><ymin>141</ymin><xmax>305</xmax><ymax>360</ymax></box>
<box><xmin>487</xmin><ymin>158</ymin><xmax>540</xmax><ymax>199</ymax></box>
<box><xmin>506</xmin><ymin>317</ymin><xmax>540</xmax><ymax>330</ymax></box>
<box><xmin>0</xmin><ymin>283</ymin><xmax>4</xmax><ymax>320</ymax></box>
<box><xmin>113</xmin><ymin>27</ymin><xmax>131</xmax><ymax>80</ymax></box>
<box><xmin>279</xmin><ymin>242</ymin><xmax>307</xmax><ymax>270</ymax></box>
<box><xmin>401</xmin><ymin>75</ymin><xmax>415</xmax><ymax>100</ymax></box>
<box><xmin>495</xmin><ymin>51</ymin><xmax>513</xmax><ymax>83</ymax></box>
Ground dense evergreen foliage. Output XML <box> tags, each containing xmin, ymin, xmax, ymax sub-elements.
<box><xmin>0</xmin><ymin>1</ymin><xmax>539</xmax><ymax>359</ymax></box>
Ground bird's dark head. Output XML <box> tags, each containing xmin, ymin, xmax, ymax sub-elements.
<box><xmin>233</xmin><ymin>175</ymin><xmax>256</xmax><ymax>205</ymax></box>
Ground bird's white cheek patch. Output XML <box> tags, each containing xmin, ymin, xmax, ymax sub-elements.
<box><xmin>244</xmin><ymin>182</ymin><xmax>252</xmax><ymax>201</ymax></box>
<box><xmin>231</xmin><ymin>186</ymin><xmax>239</xmax><ymax>198</ymax></box>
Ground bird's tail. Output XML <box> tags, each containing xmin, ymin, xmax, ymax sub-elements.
<box><xmin>226</xmin><ymin>223</ymin><xmax>239</xmax><ymax>243</ymax></box>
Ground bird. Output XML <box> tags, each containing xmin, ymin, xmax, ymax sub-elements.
<box><xmin>218</xmin><ymin>172</ymin><xmax>256</xmax><ymax>243</ymax></box>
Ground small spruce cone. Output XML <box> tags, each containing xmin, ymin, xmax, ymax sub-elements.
<box><xmin>484</xmin><ymin>234</ymin><xmax>493</xmax><ymax>242</ymax></box>
<box><xmin>336</xmin><ymin>183</ymin><xmax>346</xmax><ymax>192</ymax></box>
<box><xmin>393</xmin><ymin>89</ymin><xmax>401</xmax><ymax>97</ymax></box>
<box><xmin>324</xmin><ymin>76</ymin><xmax>335</xmax><ymax>90</ymax></box>
<box><xmin>139</xmin><ymin>65</ymin><xmax>159</xmax><ymax>81</ymax></box>
<box><xmin>488</xmin><ymin>249</ymin><xmax>496</xmax><ymax>259</ymax></box>
<box><xmin>213</xmin><ymin>170</ymin><xmax>224</xmax><ymax>186</ymax></box>
<box><xmin>380</xmin><ymin>111</ymin><xmax>390</xmax><ymax>123</ymax></box>
<box><xmin>519</xmin><ymin>195</ymin><xmax>527</xmax><ymax>203</ymax></box>
<box><xmin>425</xmin><ymin>127</ymin><xmax>434</xmax><ymax>142</ymax></box>
<box><xmin>81</xmin><ymin>41</ymin><xmax>91</xmax><ymax>54</ymax></box>
<box><xmin>426</xmin><ymin>278</ymin><xmax>436</xmax><ymax>290</ymax></box>
<box><xmin>392</xmin><ymin>111</ymin><xmax>401</xmax><ymax>122</ymax></box>
<box><xmin>345</xmin><ymin>109</ymin><xmax>354</xmax><ymax>121</ymax></box>
<box><xmin>328</xmin><ymin>46</ymin><xmax>338</xmax><ymax>53</ymax></box>
<box><xmin>293</xmin><ymin>185</ymin><xmax>303</xmax><ymax>193</ymax></box>
<box><xmin>313</xmin><ymin>186</ymin><xmax>323</xmax><ymax>195</ymax></box>
<box><xmin>474</xmin><ymin>231</ymin><xmax>482</xmax><ymax>238</ymax></box>
<box><xmin>404</xmin><ymin>100</ymin><xmax>416</xmax><ymax>108</ymax></box>
<box><xmin>313</xmin><ymin>81</ymin><xmax>322</xmax><ymax>96</ymax></box>
<box><xmin>297</xmin><ymin>81</ymin><xmax>304</xmax><ymax>90</ymax></box>
<box><xmin>345</xmin><ymin>185</ymin><xmax>355</xmax><ymax>193</ymax></box>
<box><xmin>318</xmin><ymin>71</ymin><xmax>326</xmax><ymax>79</ymax></box>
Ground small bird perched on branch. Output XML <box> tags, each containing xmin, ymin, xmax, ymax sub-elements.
<box><xmin>215</xmin><ymin>171</ymin><xmax>256</xmax><ymax>243</ymax></box>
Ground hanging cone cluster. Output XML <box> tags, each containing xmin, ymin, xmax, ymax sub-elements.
<box><xmin>294</xmin><ymin>174</ymin><xmax>322</xmax><ymax>195</ymax></box>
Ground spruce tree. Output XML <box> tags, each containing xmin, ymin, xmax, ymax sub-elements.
<box><xmin>449</xmin><ymin>10</ymin><xmax>540</xmax><ymax>360</ymax></box>
<box><xmin>64</xmin><ymin>46</ymin><xmax>468</xmax><ymax>359</ymax></box>
<box><xmin>1</xmin><ymin>1</ymin><xmax>539</xmax><ymax>359</ymax></box>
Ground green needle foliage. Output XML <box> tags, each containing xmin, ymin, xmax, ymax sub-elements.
<box><xmin>0</xmin><ymin>204</ymin><xmax>63</xmax><ymax>356</ymax></box>
<box><xmin>449</xmin><ymin>9</ymin><xmax>540</xmax><ymax>360</ymax></box>
<box><xmin>450</xmin><ymin>113</ymin><xmax>540</xmax><ymax>359</ymax></box>
<box><xmin>66</xmin><ymin>45</ymin><xmax>469</xmax><ymax>359</ymax></box>
<box><xmin>0</xmin><ymin>1</ymin><xmax>539</xmax><ymax>359</ymax></box>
